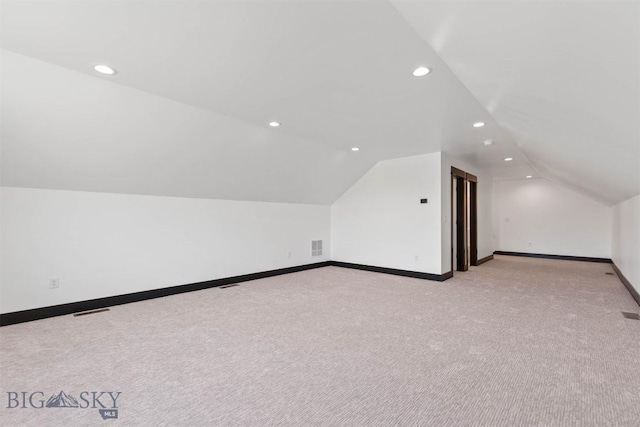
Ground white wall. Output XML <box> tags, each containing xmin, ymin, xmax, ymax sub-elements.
<box><xmin>331</xmin><ymin>153</ymin><xmax>443</xmax><ymax>274</ymax></box>
<box><xmin>0</xmin><ymin>187</ymin><xmax>330</xmax><ymax>313</ymax></box>
<box><xmin>440</xmin><ymin>153</ymin><xmax>493</xmax><ymax>273</ymax></box>
<box><xmin>493</xmin><ymin>178</ymin><xmax>612</xmax><ymax>258</ymax></box>
<box><xmin>612</xmin><ymin>194</ymin><xmax>640</xmax><ymax>294</ymax></box>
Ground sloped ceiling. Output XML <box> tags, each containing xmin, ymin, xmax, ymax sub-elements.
<box><xmin>1</xmin><ymin>0</ymin><xmax>637</xmax><ymax>205</ymax></box>
<box><xmin>392</xmin><ymin>0</ymin><xmax>640</xmax><ymax>205</ymax></box>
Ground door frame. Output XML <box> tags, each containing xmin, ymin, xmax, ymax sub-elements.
<box><xmin>450</xmin><ymin>167</ymin><xmax>478</xmax><ymax>273</ymax></box>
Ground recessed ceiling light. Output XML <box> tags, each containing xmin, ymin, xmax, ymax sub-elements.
<box><xmin>94</xmin><ymin>64</ymin><xmax>117</xmax><ymax>75</ymax></box>
<box><xmin>526</xmin><ymin>175</ymin><xmax>533</xmax><ymax>179</ymax></box>
<box><xmin>483</xmin><ymin>140</ymin><xmax>493</xmax><ymax>146</ymax></box>
<box><xmin>504</xmin><ymin>157</ymin><xmax>513</xmax><ymax>162</ymax></box>
<box><xmin>412</xmin><ymin>66</ymin><xmax>431</xmax><ymax>77</ymax></box>
<box><xmin>473</xmin><ymin>122</ymin><xmax>485</xmax><ymax>128</ymax></box>
<box><xmin>269</xmin><ymin>121</ymin><xmax>280</xmax><ymax>127</ymax></box>
<box><xmin>351</xmin><ymin>147</ymin><xmax>360</xmax><ymax>152</ymax></box>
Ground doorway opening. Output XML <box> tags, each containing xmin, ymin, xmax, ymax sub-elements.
<box><xmin>451</xmin><ymin>167</ymin><xmax>478</xmax><ymax>273</ymax></box>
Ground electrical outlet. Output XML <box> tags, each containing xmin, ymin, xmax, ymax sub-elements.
<box><xmin>49</xmin><ymin>278</ymin><xmax>59</xmax><ymax>289</ymax></box>
<box><xmin>288</xmin><ymin>251</ymin><xmax>292</xmax><ymax>258</ymax></box>
<box><xmin>415</xmin><ymin>255</ymin><xmax>419</xmax><ymax>262</ymax></box>
<box><xmin>528</xmin><ymin>242</ymin><xmax>532</xmax><ymax>247</ymax></box>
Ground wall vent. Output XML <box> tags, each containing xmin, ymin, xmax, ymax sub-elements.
<box><xmin>311</xmin><ymin>240</ymin><xmax>323</xmax><ymax>257</ymax></box>
<box><xmin>73</xmin><ymin>308</ymin><xmax>110</xmax><ymax>317</ymax></box>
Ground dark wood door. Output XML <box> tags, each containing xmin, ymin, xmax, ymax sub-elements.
<box><xmin>469</xmin><ymin>181</ymin><xmax>478</xmax><ymax>266</ymax></box>
<box><xmin>455</xmin><ymin>176</ymin><xmax>467</xmax><ymax>271</ymax></box>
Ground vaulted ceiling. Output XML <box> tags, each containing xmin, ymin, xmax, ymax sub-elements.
<box><xmin>1</xmin><ymin>0</ymin><xmax>637</xmax><ymax>205</ymax></box>
<box><xmin>392</xmin><ymin>0</ymin><xmax>640</xmax><ymax>205</ymax></box>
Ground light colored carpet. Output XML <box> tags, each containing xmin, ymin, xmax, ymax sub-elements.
<box><xmin>1</xmin><ymin>255</ymin><xmax>639</xmax><ymax>426</ymax></box>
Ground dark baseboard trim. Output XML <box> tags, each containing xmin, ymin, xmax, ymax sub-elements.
<box><xmin>494</xmin><ymin>251</ymin><xmax>612</xmax><ymax>264</ymax></box>
<box><xmin>612</xmin><ymin>263</ymin><xmax>640</xmax><ymax>307</ymax></box>
<box><xmin>0</xmin><ymin>261</ymin><xmax>331</xmax><ymax>327</ymax></box>
<box><xmin>440</xmin><ymin>270</ymin><xmax>454</xmax><ymax>280</ymax></box>
<box><xmin>475</xmin><ymin>254</ymin><xmax>494</xmax><ymax>266</ymax></box>
<box><xmin>330</xmin><ymin>261</ymin><xmax>452</xmax><ymax>282</ymax></box>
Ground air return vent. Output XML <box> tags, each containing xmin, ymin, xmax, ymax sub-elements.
<box><xmin>73</xmin><ymin>308</ymin><xmax>110</xmax><ymax>317</ymax></box>
<box><xmin>311</xmin><ymin>240</ymin><xmax>323</xmax><ymax>257</ymax></box>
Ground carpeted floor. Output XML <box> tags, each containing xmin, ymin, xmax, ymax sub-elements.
<box><xmin>1</xmin><ymin>255</ymin><xmax>639</xmax><ymax>426</ymax></box>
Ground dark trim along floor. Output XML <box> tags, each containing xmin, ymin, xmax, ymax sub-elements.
<box><xmin>496</xmin><ymin>252</ymin><xmax>639</xmax><ymax>306</ymax></box>
<box><xmin>475</xmin><ymin>254</ymin><xmax>494</xmax><ymax>266</ymax></box>
<box><xmin>0</xmin><ymin>261</ymin><xmax>454</xmax><ymax>326</ymax></box>
<box><xmin>0</xmin><ymin>262</ymin><xmax>330</xmax><ymax>327</ymax></box>
<box><xmin>612</xmin><ymin>263</ymin><xmax>640</xmax><ymax>307</ymax></box>
<box><xmin>331</xmin><ymin>261</ymin><xmax>453</xmax><ymax>282</ymax></box>
<box><xmin>494</xmin><ymin>251</ymin><xmax>612</xmax><ymax>264</ymax></box>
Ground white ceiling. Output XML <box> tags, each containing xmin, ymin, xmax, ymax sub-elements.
<box><xmin>1</xmin><ymin>0</ymin><xmax>637</xmax><ymax>205</ymax></box>
<box><xmin>393</xmin><ymin>0</ymin><xmax>640</xmax><ymax>205</ymax></box>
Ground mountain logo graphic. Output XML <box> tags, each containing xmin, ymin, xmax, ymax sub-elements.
<box><xmin>45</xmin><ymin>391</ymin><xmax>80</xmax><ymax>408</ymax></box>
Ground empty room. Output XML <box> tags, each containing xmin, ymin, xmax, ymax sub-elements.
<box><xmin>1</xmin><ymin>0</ymin><xmax>638</xmax><ymax>425</ymax></box>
